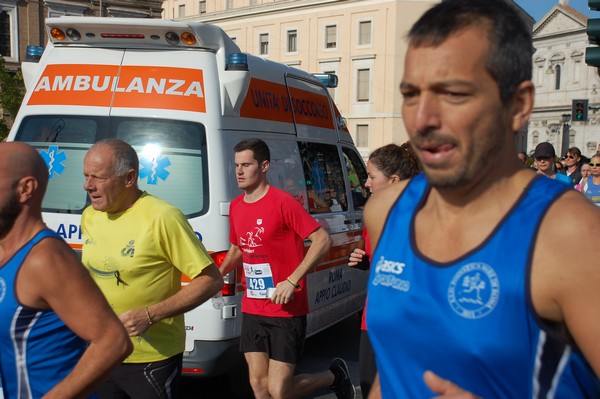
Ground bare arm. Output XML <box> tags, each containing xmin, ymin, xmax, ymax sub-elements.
<box><xmin>289</xmin><ymin>227</ymin><xmax>332</xmax><ymax>282</ymax></box>
<box><xmin>218</xmin><ymin>244</ymin><xmax>243</xmax><ymax>277</ymax></box>
<box><xmin>308</xmin><ymin>189</ymin><xmax>331</xmax><ymax>213</ymax></box>
<box><xmin>531</xmin><ymin>192</ymin><xmax>600</xmax><ymax>376</ymax></box>
<box><xmin>271</xmin><ymin>227</ymin><xmax>332</xmax><ymax>305</ymax></box>
<box><xmin>120</xmin><ymin>263</ymin><xmax>224</xmax><ymax>336</ymax></box>
<box><xmin>18</xmin><ymin>239</ymin><xmax>132</xmax><ymax>399</ymax></box>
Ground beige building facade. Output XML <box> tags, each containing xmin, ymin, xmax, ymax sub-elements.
<box><xmin>164</xmin><ymin>0</ymin><xmax>437</xmax><ymax>157</ymax></box>
<box><xmin>529</xmin><ymin>1</ymin><xmax>600</xmax><ymax>159</ymax></box>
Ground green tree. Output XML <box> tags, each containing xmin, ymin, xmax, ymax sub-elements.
<box><xmin>0</xmin><ymin>56</ymin><xmax>26</xmax><ymax>140</ymax></box>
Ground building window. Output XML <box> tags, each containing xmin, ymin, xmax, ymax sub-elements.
<box><xmin>358</xmin><ymin>20</ymin><xmax>372</xmax><ymax>46</ymax></box>
<box><xmin>355</xmin><ymin>124</ymin><xmax>369</xmax><ymax>148</ymax></box>
<box><xmin>574</xmin><ymin>60</ymin><xmax>581</xmax><ymax>82</ymax></box>
<box><xmin>226</xmin><ymin>0</ymin><xmax>234</xmax><ymax>10</ymax></box>
<box><xmin>357</xmin><ymin>68</ymin><xmax>370</xmax><ymax>102</ymax></box>
<box><xmin>555</xmin><ymin>64</ymin><xmax>561</xmax><ymax>90</ymax></box>
<box><xmin>0</xmin><ymin>4</ymin><xmax>17</xmax><ymax>62</ymax></box>
<box><xmin>199</xmin><ymin>0</ymin><xmax>206</xmax><ymax>13</ymax></box>
<box><xmin>325</xmin><ymin>25</ymin><xmax>337</xmax><ymax>49</ymax></box>
<box><xmin>259</xmin><ymin>33</ymin><xmax>269</xmax><ymax>55</ymax></box>
<box><xmin>178</xmin><ymin>4</ymin><xmax>185</xmax><ymax>17</ymax></box>
<box><xmin>535</xmin><ymin>65</ymin><xmax>543</xmax><ymax>86</ymax></box>
<box><xmin>0</xmin><ymin>10</ymin><xmax>10</xmax><ymax>58</ymax></box>
<box><xmin>46</xmin><ymin>0</ymin><xmax>88</xmax><ymax>16</ymax></box>
<box><xmin>287</xmin><ymin>30</ymin><xmax>297</xmax><ymax>53</ymax></box>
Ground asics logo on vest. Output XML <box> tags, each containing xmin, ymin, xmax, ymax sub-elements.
<box><xmin>375</xmin><ymin>256</ymin><xmax>406</xmax><ymax>274</ymax></box>
<box><xmin>372</xmin><ymin>256</ymin><xmax>411</xmax><ymax>292</ymax></box>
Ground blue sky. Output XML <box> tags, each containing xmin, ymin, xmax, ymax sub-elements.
<box><xmin>514</xmin><ymin>0</ymin><xmax>594</xmax><ymax>22</ymax></box>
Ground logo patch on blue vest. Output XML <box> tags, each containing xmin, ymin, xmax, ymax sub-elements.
<box><xmin>448</xmin><ymin>262</ymin><xmax>500</xmax><ymax>319</ymax></box>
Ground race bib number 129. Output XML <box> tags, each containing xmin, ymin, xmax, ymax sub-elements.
<box><xmin>244</xmin><ymin>263</ymin><xmax>275</xmax><ymax>299</ymax></box>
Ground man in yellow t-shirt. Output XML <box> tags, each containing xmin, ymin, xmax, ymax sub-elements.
<box><xmin>81</xmin><ymin>138</ymin><xmax>223</xmax><ymax>399</ymax></box>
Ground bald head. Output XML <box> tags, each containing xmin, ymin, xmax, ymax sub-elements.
<box><xmin>0</xmin><ymin>142</ymin><xmax>48</xmax><ymax>238</ymax></box>
<box><xmin>0</xmin><ymin>142</ymin><xmax>49</xmax><ymax>197</ymax></box>
<box><xmin>88</xmin><ymin>139</ymin><xmax>139</xmax><ymax>177</ymax></box>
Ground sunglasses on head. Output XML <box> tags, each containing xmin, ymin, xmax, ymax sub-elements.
<box><xmin>590</xmin><ymin>163</ymin><xmax>600</xmax><ymax>167</ymax></box>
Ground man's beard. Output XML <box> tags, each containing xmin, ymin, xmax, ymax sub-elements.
<box><xmin>414</xmin><ymin>123</ymin><xmax>506</xmax><ymax>189</ymax></box>
<box><xmin>0</xmin><ymin>190</ymin><xmax>21</xmax><ymax>239</ymax></box>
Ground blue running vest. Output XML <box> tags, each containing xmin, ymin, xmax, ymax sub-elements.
<box><xmin>367</xmin><ymin>174</ymin><xmax>600</xmax><ymax>398</ymax></box>
<box><xmin>0</xmin><ymin>229</ymin><xmax>91</xmax><ymax>399</ymax></box>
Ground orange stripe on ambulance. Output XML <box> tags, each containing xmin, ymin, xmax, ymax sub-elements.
<box><xmin>34</xmin><ymin>75</ymin><xmax>203</xmax><ymax>97</ymax></box>
<box><xmin>28</xmin><ymin>65</ymin><xmax>207</xmax><ymax>112</ymax></box>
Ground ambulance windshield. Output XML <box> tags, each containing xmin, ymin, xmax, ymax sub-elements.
<box><xmin>15</xmin><ymin>115</ymin><xmax>208</xmax><ymax>217</ymax></box>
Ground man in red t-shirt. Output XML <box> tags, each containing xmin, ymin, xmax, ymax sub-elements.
<box><xmin>219</xmin><ymin>138</ymin><xmax>356</xmax><ymax>399</ymax></box>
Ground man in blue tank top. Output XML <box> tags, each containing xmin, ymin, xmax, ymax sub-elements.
<box><xmin>364</xmin><ymin>1</ymin><xmax>600</xmax><ymax>398</ymax></box>
<box><xmin>0</xmin><ymin>142</ymin><xmax>132</xmax><ymax>398</ymax></box>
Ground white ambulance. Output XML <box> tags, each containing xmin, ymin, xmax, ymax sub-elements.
<box><xmin>8</xmin><ymin>17</ymin><xmax>369</xmax><ymax>392</ymax></box>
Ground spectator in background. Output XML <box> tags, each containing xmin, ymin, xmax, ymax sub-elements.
<box><xmin>517</xmin><ymin>151</ymin><xmax>527</xmax><ymax>164</ymax></box>
<box><xmin>576</xmin><ymin>162</ymin><xmax>591</xmax><ymax>192</ymax></box>
<box><xmin>323</xmin><ymin>188</ymin><xmax>344</xmax><ymax>212</ymax></box>
<box><xmin>307</xmin><ymin>181</ymin><xmax>331</xmax><ymax>213</ymax></box>
<box><xmin>561</xmin><ymin>147</ymin><xmax>583</xmax><ymax>186</ymax></box>
<box><xmin>534</xmin><ymin>142</ymin><xmax>573</xmax><ymax>186</ymax></box>
<box><xmin>347</xmin><ymin>142</ymin><xmax>421</xmax><ymax>397</ymax></box>
<box><xmin>581</xmin><ymin>154</ymin><xmax>600</xmax><ymax>206</ymax></box>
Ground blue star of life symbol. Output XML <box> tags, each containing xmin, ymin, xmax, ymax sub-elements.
<box><xmin>139</xmin><ymin>155</ymin><xmax>171</xmax><ymax>185</ymax></box>
<box><xmin>40</xmin><ymin>145</ymin><xmax>67</xmax><ymax>180</ymax></box>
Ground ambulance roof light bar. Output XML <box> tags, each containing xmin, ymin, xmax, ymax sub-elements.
<box><xmin>49</xmin><ymin>26</ymin><xmax>193</xmax><ymax>46</ymax></box>
<box><xmin>45</xmin><ymin>17</ymin><xmax>239</xmax><ymax>53</ymax></box>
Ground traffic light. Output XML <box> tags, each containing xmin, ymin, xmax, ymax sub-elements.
<box><xmin>572</xmin><ymin>99</ymin><xmax>589</xmax><ymax>122</ymax></box>
<box><xmin>586</xmin><ymin>0</ymin><xmax>600</xmax><ymax>67</ymax></box>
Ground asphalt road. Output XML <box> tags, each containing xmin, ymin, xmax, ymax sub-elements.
<box><xmin>180</xmin><ymin>312</ymin><xmax>364</xmax><ymax>399</ymax></box>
